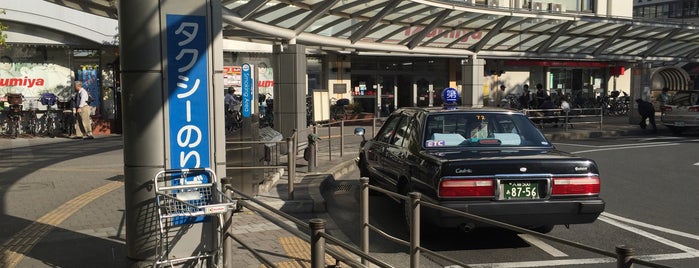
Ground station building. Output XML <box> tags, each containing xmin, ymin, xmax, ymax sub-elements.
<box><xmin>2</xmin><ymin>0</ymin><xmax>699</xmax><ymax>134</ymax></box>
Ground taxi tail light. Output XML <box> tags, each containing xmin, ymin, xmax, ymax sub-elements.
<box><xmin>661</xmin><ymin>106</ymin><xmax>672</xmax><ymax>112</ymax></box>
<box><xmin>689</xmin><ymin>106</ymin><xmax>699</xmax><ymax>112</ymax></box>
<box><xmin>552</xmin><ymin>176</ymin><xmax>600</xmax><ymax>196</ymax></box>
<box><xmin>439</xmin><ymin>179</ymin><xmax>494</xmax><ymax>197</ymax></box>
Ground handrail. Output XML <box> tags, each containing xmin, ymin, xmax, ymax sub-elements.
<box><xmin>224</xmin><ymin>129</ymin><xmax>296</xmax><ymax>199</ymax></box>
<box><xmin>356</xmin><ymin>177</ymin><xmax>671</xmax><ymax>268</ymax></box>
<box><xmin>224</xmin><ymin>185</ymin><xmax>368</xmax><ymax>268</ymax></box>
<box><xmin>523</xmin><ymin>107</ymin><xmax>604</xmax><ymax>131</ymax></box>
<box><xmin>222</xmin><ymin>134</ymin><xmax>669</xmax><ymax>267</ymax></box>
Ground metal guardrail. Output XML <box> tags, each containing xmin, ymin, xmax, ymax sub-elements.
<box><xmin>224</xmin><ymin>185</ymin><xmax>368</xmax><ymax>268</ymax></box>
<box><xmin>299</xmin><ymin>117</ymin><xmax>383</xmax><ymax>167</ymax></box>
<box><xmin>225</xmin><ymin>129</ymin><xmax>297</xmax><ymax>199</ymax></box>
<box><xmin>349</xmin><ymin>177</ymin><xmax>672</xmax><ymax>268</ymax></box>
<box><xmin>523</xmin><ymin>107</ymin><xmax>604</xmax><ymax>131</ymax></box>
<box><xmin>222</xmin><ymin>121</ymin><xmax>671</xmax><ymax>268</ymax></box>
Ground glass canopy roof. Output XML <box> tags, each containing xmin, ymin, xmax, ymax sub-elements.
<box><xmin>43</xmin><ymin>0</ymin><xmax>699</xmax><ymax>63</ymax></box>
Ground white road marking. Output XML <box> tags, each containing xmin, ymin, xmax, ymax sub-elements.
<box><xmin>571</xmin><ymin>142</ymin><xmax>679</xmax><ymax>154</ymax></box>
<box><xmin>517</xmin><ymin>234</ymin><xmax>568</xmax><ymax>257</ymax></box>
<box><xmin>602</xmin><ymin>212</ymin><xmax>699</xmax><ymax>241</ymax></box>
<box><xmin>598</xmin><ymin>215</ymin><xmax>698</xmax><ymax>253</ymax></box>
<box><xmin>557</xmin><ymin>141</ymin><xmax>675</xmax><ymax>149</ymax></box>
<box><xmin>554</xmin><ymin>142</ymin><xmax>599</xmax><ymax>148</ymax></box>
<box><xmin>468</xmin><ymin>257</ymin><xmax>616</xmax><ymax>268</ymax></box>
<box><xmin>467</xmin><ymin>252</ymin><xmax>699</xmax><ymax>268</ymax></box>
<box><xmin>466</xmin><ymin>212</ymin><xmax>699</xmax><ymax>267</ymax></box>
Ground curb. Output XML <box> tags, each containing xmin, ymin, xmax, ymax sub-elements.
<box><xmin>255</xmin><ymin>157</ymin><xmax>358</xmax><ymax>214</ymax></box>
<box><xmin>307</xmin><ymin>157</ymin><xmax>359</xmax><ymax>213</ymax></box>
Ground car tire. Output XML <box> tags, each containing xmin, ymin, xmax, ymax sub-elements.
<box><xmin>401</xmin><ymin>190</ymin><xmax>438</xmax><ymax>239</ymax></box>
<box><xmin>358</xmin><ymin>157</ymin><xmax>382</xmax><ymax>196</ymax></box>
<box><xmin>667</xmin><ymin>126</ymin><xmax>685</xmax><ymax>135</ymax></box>
<box><xmin>531</xmin><ymin>225</ymin><xmax>554</xmax><ymax>234</ymax></box>
<box><xmin>358</xmin><ymin>156</ymin><xmax>370</xmax><ymax>178</ymax></box>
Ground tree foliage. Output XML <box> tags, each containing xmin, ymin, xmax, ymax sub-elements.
<box><xmin>0</xmin><ymin>9</ymin><xmax>7</xmax><ymax>46</ymax></box>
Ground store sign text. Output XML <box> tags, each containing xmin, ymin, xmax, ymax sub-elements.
<box><xmin>404</xmin><ymin>27</ymin><xmax>483</xmax><ymax>43</ymax></box>
<box><xmin>0</xmin><ymin>77</ymin><xmax>45</xmax><ymax>88</ymax></box>
<box><xmin>166</xmin><ymin>14</ymin><xmax>211</xmax><ymax>172</ymax></box>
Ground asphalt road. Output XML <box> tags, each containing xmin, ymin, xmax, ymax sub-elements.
<box><xmin>322</xmin><ymin>133</ymin><xmax>699</xmax><ymax>268</ymax></box>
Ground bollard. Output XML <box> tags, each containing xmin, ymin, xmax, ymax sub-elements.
<box><xmin>359</xmin><ymin>177</ymin><xmax>370</xmax><ymax>266</ymax></box>
<box><xmin>309</xmin><ymin>219</ymin><xmax>327</xmax><ymax>268</ymax></box>
<box><xmin>409</xmin><ymin>192</ymin><xmax>421</xmax><ymax>268</ymax></box>
<box><xmin>306</xmin><ymin>133</ymin><xmax>320</xmax><ymax>172</ymax></box>
<box><xmin>616</xmin><ymin>245</ymin><xmax>634</xmax><ymax>268</ymax></box>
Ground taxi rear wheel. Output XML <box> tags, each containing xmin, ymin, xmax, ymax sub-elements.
<box><xmin>667</xmin><ymin>126</ymin><xmax>685</xmax><ymax>135</ymax></box>
<box><xmin>531</xmin><ymin>225</ymin><xmax>554</xmax><ymax>234</ymax></box>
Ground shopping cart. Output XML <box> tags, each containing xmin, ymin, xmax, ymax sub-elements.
<box><xmin>153</xmin><ymin>168</ymin><xmax>237</xmax><ymax>267</ymax></box>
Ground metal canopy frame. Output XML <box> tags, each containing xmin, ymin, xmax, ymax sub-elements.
<box><xmin>42</xmin><ymin>0</ymin><xmax>699</xmax><ymax>63</ymax></box>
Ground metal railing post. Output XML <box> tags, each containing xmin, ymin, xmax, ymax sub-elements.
<box><xmin>310</xmin><ymin>219</ymin><xmax>327</xmax><ymax>268</ymax></box>
<box><xmin>409</xmin><ymin>192</ymin><xmax>421</xmax><ymax>268</ymax></box>
<box><xmin>340</xmin><ymin>120</ymin><xmax>345</xmax><ymax>157</ymax></box>
<box><xmin>372</xmin><ymin>116</ymin><xmax>376</xmax><ymax>137</ymax></box>
<box><xmin>327</xmin><ymin>122</ymin><xmax>332</xmax><ymax>161</ymax></box>
<box><xmin>313</xmin><ymin>125</ymin><xmax>318</xmax><ymax>168</ymax></box>
<box><xmin>360</xmin><ymin>177</ymin><xmax>370</xmax><ymax>266</ymax></box>
<box><xmin>615</xmin><ymin>245</ymin><xmax>634</xmax><ymax>268</ymax></box>
<box><xmin>221</xmin><ymin>177</ymin><xmax>234</xmax><ymax>268</ymax></box>
<box><xmin>600</xmin><ymin>108</ymin><xmax>604</xmax><ymax>129</ymax></box>
<box><xmin>287</xmin><ymin>135</ymin><xmax>295</xmax><ymax>200</ymax></box>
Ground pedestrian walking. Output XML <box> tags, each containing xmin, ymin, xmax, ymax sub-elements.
<box><xmin>636</xmin><ymin>98</ymin><xmax>657</xmax><ymax>133</ymax></box>
<box><xmin>72</xmin><ymin>81</ymin><xmax>94</xmax><ymax>139</ymax></box>
<box><xmin>658</xmin><ymin>87</ymin><xmax>670</xmax><ymax>108</ymax></box>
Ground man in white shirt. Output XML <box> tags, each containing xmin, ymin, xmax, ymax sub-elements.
<box><xmin>73</xmin><ymin>81</ymin><xmax>94</xmax><ymax>139</ymax></box>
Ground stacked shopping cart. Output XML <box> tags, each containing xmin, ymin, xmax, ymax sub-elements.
<box><xmin>152</xmin><ymin>168</ymin><xmax>238</xmax><ymax>267</ymax></box>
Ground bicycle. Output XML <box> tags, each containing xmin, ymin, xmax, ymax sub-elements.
<box><xmin>40</xmin><ymin>93</ymin><xmax>59</xmax><ymax>138</ymax></box>
<box><xmin>330</xmin><ymin>98</ymin><xmax>349</xmax><ymax>121</ymax></box>
<box><xmin>25</xmin><ymin>108</ymin><xmax>38</xmax><ymax>136</ymax></box>
<box><xmin>5</xmin><ymin>104</ymin><xmax>22</xmax><ymax>138</ymax></box>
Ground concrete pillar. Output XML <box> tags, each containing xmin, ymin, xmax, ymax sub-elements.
<box><xmin>273</xmin><ymin>44</ymin><xmax>307</xmax><ymax>138</ymax></box>
<box><xmin>461</xmin><ymin>56</ymin><xmax>486</xmax><ymax>107</ymax></box>
<box><xmin>630</xmin><ymin>62</ymin><xmax>652</xmax><ymax>124</ymax></box>
<box><xmin>120</xmin><ymin>0</ymin><xmax>224</xmax><ymax>265</ymax></box>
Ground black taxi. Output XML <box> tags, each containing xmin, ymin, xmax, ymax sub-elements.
<box><xmin>354</xmin><ymin>106</ymin><xmax>605</xmax><ymax>233</ymax></box>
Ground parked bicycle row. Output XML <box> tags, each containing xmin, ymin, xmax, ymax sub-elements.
<box><xmin>498</xmin><ymin>84</ymin><xmax>630</xmax><ymax>117</ymax></box>
<box><xmin>1</xmin><ymin>93</ymin><xmax>76</xmax><ymax>139</ymax></box>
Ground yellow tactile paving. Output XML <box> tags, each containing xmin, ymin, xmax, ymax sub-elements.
<box><xmin>268</xmin><ymin>236</ymin><xmax>344</xmax><ymax>268</ymax></box>
<box><xmin>0</xmin><ymin>181</ymin><xmax>123</xmax><ymax>268</ymax></box>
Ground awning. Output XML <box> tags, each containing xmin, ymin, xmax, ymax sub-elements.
<box><xmin>42</xmin><ymin>0</ymin><xmax>699</xmax><ymax>64</ymax></box>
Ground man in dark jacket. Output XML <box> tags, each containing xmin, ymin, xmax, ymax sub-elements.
<box><xmin>636</xmin><ymin>98</ymin><xmax>657</xmax><ymax>133</ymax></box>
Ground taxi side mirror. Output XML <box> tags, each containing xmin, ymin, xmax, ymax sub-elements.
<box><xmin>354</xmin><ymin>127</ymin><xmax>366</xmax><ymax>142</ymax></box>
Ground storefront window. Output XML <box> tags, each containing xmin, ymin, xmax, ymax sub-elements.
<box><xmin>0</xmin><ymin>45</ymin><xmax>73</xmax><ymax>106</ymax></box>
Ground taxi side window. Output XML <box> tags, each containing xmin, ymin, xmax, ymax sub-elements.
<box><xmin>390</xmin><ymin>115</ymin><xmax>411</xmax><ymax>147</ymax></box>
<box><xmin>376</xmin><ymin>115</ymin><xmax>401</xmax><ymax>143</ymax></box>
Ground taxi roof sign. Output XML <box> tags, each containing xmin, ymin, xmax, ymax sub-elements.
<box><xmin>442</xmin><ymin>87</ymin><xmax>459</xmax><ymax>108</ymax></box>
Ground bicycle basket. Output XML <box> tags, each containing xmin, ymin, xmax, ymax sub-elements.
<box><xmin>6</xmin><ymin>93</ymin><xmax>23</xmax><ymax>105</ymax></box>
<box><xmin>40</xmin><ymin>93</ymin><xmax>58</xmax><ymax>106</ymax></box>
<box><xmin>57</xmin><ymin>100</ymin><xmax>71</xmax><ymax>110</ymax></box>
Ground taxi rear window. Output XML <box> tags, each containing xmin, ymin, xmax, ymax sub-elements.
<box><xmin>423</xmin><ymin>113</ymin><xmax>549</xmax><ymax>147</ymax></box>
